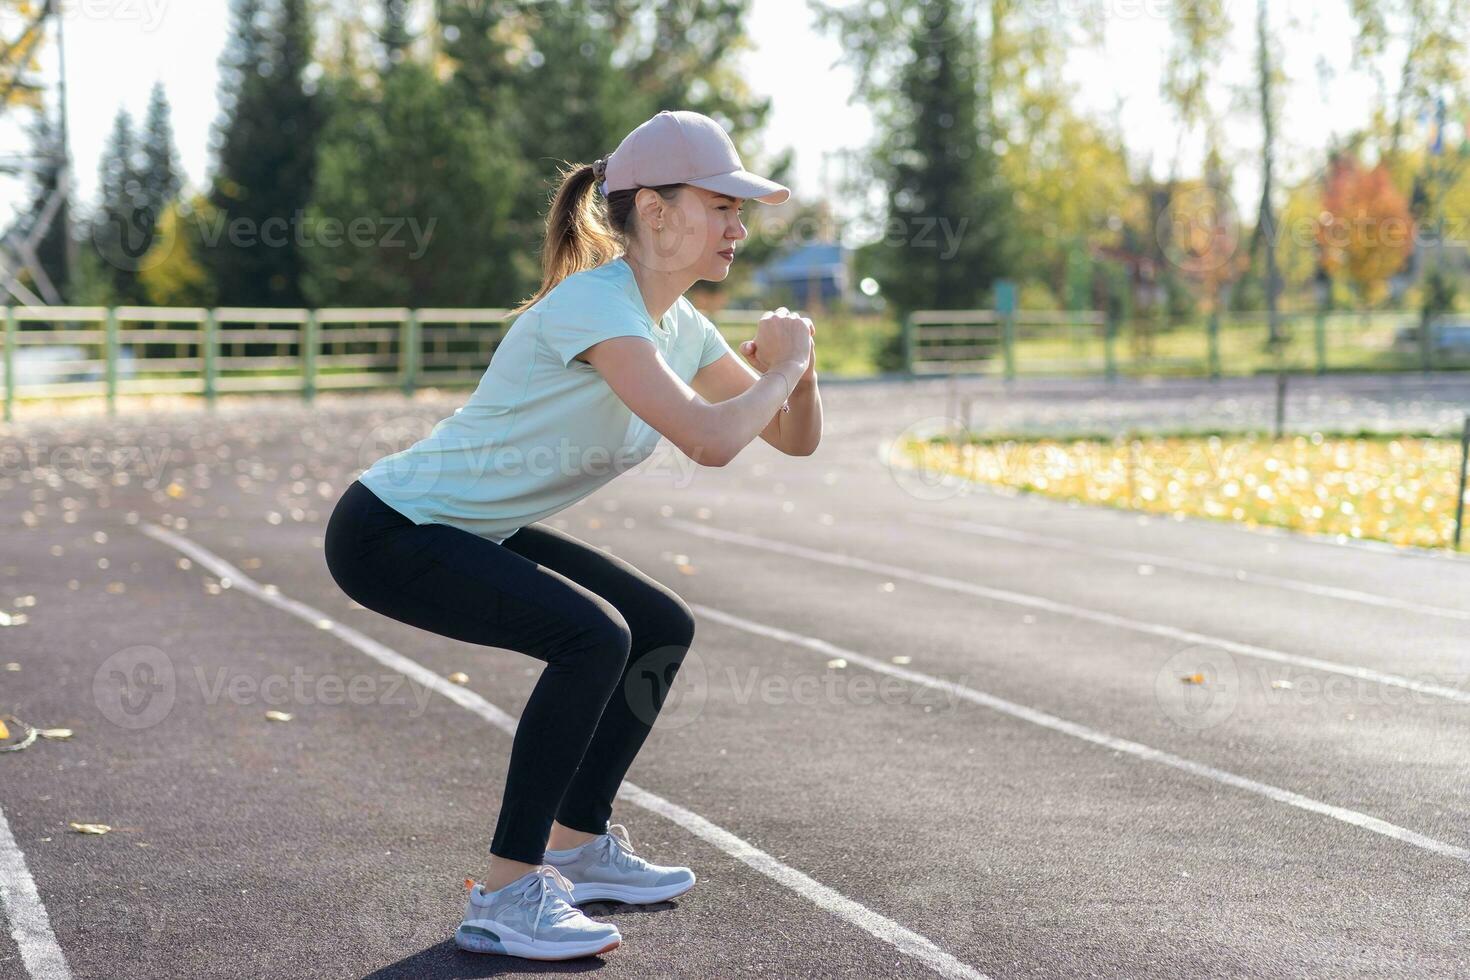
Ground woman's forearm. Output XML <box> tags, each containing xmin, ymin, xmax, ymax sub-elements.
<box><xmin>699</xmin><ymin>361</ymin><xmax>804</xmax><ymax>466</ymax></box>
<box><xmin>773</xmin><ymin>375</ymin><xmax>821</xmax><ymax>456</ymax></box>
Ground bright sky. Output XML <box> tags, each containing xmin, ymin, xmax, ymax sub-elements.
<box><xmin>2</xmin><ymin>0</ymin><xmax>1452</xmax><ymax>246</ymax></box>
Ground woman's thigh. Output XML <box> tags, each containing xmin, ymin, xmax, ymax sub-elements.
<box><xmin>500</xmin><ymin>523</ymin><xmax>695</xmax><ymax>642</ymax></box>
<box><xmin>326</xmin><ymin>488</ymin><xmax>629</xmax><ymax>661</ymax></box>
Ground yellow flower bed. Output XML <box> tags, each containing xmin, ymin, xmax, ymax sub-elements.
<box><xmin>904</xmin><ymin>432</ymin><xmax>1470</xmax><ymax>551</ymax></box>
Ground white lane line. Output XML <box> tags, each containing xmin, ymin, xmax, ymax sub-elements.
<box><xmin>137</xmin><ymin>523</ymin><xmax>991</xmax><ymax>980</ymax></box>
<box><xmin>687</xmin><ymin>602</ymin><xmax>1470</xmax><ymax>866</ymax></box>
<box><xmin>663</xmin><ymin>519</ymin><xmax>1470</xmax><ymax>705</ymax></box>
<box><xmin>905</xmin><ymin>512</ymin><xmax>1470</xmax><ymax>623</ymax></box>
<box><xmin>0</xmin><ymin>805</ymin><xmax>73</xmax><ymax>980</ymax></box>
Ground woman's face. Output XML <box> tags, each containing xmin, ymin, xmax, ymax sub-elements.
<box><xmin>637</xmin><ymin>185</ymin><xmax>748</xmax><ymax>281</ymax></box>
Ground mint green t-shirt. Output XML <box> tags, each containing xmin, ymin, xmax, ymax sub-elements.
<box><xmin>356</xmin><ymin>255</ymin><xmax>737</xmax><ymax>543</ymax></box>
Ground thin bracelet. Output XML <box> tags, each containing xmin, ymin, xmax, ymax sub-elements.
<box><xmin>770</xmin><ymin>366</ymin><xmax>794</xmax><ymax>413</ymax></box>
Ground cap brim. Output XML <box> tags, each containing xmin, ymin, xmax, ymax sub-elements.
<box><xmin>685</xmin><ymin>170</ymin><xmax>791</xmax><ymax>205</ymax></box>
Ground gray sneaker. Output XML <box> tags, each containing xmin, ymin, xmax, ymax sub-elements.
<box><xmin>455</xmin><ymin>864</ymin><xmax>622</xmax><ymax>960</ymax></box>
<box><xmin>543</xmin><ymin>823</ymin><xmax>697</xmax><ymax>904</ymax></box>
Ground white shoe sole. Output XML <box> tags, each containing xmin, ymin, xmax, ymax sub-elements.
<box><xmin>570</xmin><ymin>874</ymin><xmax>696</xmax><ymax>905</ymax></box>
<box><xmin>455</xmin><ymin>921</ymin><xmax>621</xmax><ymax>960</ymax></box>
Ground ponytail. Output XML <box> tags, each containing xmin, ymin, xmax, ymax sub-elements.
<box><xmin>509</xmin><ymin>161</ymin><xmax>684</xmax><ymax>317</ymax></box>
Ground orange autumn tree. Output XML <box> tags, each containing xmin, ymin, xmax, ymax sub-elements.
<box><xmin>1315</xmin><ymin>152</ymin><xmax>1416</xmax><ymax>307</ymax></box>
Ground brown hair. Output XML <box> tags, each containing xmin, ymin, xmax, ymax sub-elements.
<box><xmin>509</xmin><ymin>161</ymin><xmax>684</xmax><ymax>317</ymax></box>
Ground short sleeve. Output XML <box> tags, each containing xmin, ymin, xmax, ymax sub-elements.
<box><xmin>537</xmin><ymin>278</ymin><xmax>655</xmax><ymax>368</ymax></box>
<box><xmin>695</xmin><ymin>309</ymin><xmax>737</xmax><ymax>370</ymax></box>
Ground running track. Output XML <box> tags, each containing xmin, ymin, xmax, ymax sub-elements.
<box><xmin>2</xmin><ymin>372</ymin><xmax>1467</xmax><ymax>979</ymax></box>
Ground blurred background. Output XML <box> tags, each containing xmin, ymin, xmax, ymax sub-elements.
<box><xmin>1</xmin><ymin>0</ymin><xmax>1469</xmax><ymax>388</ymax></box>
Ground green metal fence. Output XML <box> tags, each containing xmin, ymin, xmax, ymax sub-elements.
<box><xmin>0</xmin><ymin>305</ymin><xmax>523</xmax><ymax>421</ymax></box>
<box><xmin>0</xmin><ymin>305</ymin><xmax>786</xmax><ymax>421</ymax></box>
<box><xmin>904</xmin><ymin>308</ymin><xmax>1470</xmax><ymax>379</ymax></box>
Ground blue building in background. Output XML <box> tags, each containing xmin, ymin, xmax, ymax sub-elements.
<box><xmin>747</xmin><ymin>242</ymin><xmax>851</xmax><ymax>309</ymax></box>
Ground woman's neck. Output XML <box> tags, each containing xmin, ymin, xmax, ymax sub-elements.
<box><xmin>621</xmin><ymin>252</ymin><xmax>690</xmax><ymax>324</ymax></box>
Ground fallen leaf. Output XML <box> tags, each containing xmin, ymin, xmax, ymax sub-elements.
<box><xmin>68</xmin><ymin>822</ymin><xmax>111</xmax><ymax>835</ymax></box>
<box><xmin>264</xmin><ymin>710</ymin><xmax>292</xmax><ymax>722</ymax></box>
<box><xmin>1180</xmin><ymin>672</ymin><xmax>1206</xmax><ymax>685</ymax></box>
<box><xmin>826</xmin><ymin>658</ymin><xmax>848</xmax><ymax>669</ymax></box>
<box><xmin>448</xmin><ymin>672</ymin><xmax>469</xmax><ymax>685</ymax></box>
<box><xmin>38</xmin><ymin>728</ymin><xmax>74</xmax><ymax>740</ymax></box>
<box><xmin>0</xmin><ymin>611</ymin><xmax>28</xmax><ymax>627</ymax></box>
<box><xmin>0</xmin><ymin>715</ymin><xmax>37</xmax><ymax>752</ymax></box>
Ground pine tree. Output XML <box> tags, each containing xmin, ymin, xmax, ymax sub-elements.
<box><xmin>879</xmin><ymin>0</ymin><xmax>1011</xmax><ymax>317</ymax></box>
<box><xmin>302</xmin><ymin>57</ymin><xmax>525</xmax><ymax>307</ymax></box>
<box><xmin>139</xmin><ymin>81</ymin><xmax>182</xmax><ymax>221</ymax></box>
<box><xmin>205</xmin><ymin>0</ymin><xmax>324</xmax><ymax>306</ymax></box>
<box><xmin>90</xmin><ymin>107</ymin><xmax>146</xmax><ymax>304</ymax></box>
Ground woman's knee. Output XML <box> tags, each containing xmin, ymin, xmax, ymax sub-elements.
<box><xmin>562</xmin><ymin>606</ymin><xmax>634</xmax><ymax>682</ymax></box>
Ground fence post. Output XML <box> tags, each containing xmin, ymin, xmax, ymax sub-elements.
<box><xmin>1274</xmin><ymin>371</ymin><xmax>1287</xmax><ymax>439</ymax></box>
<box><xmin>1207</xmin><ymin>310</ymin><xmax>1221</xmax><ymax>380</ymax></box>
<box><xmin>901</xmin><ymin>312</ymin><xmax>913</xmax><ymax>375</ymax></box>
<box><xmin>203</xmin><ymin>309</ymin><xmax>218</xmax><ymax>407</ymax></box>
<box><xmin>996</xmin><ymin>279</ymin><xmax>1016</xmax><ymax>381</ymax></box>
<box><xmin>1104</xmin><ymin>308</ymin><xmax>1117</xmax><ymax>383</ymax></box>
<box><xmin>302</xmin><ymin>310</ymin><xmax>318</xmax><ymax>403</ymax></box>
<box><xmin>402</xmin><ymin>310</ymin><xmax>420</xmax><ymax>397</ymax></box>
<box><xmin>1455</xmin><ymin>414</ymin><xmax>1469</xmax><ymax>550</ymax></box>
<box><xmin>3</xmin><ymin>307</ymin><xmax>14</xmax><ymax>423</ymax></box>
<box><xmin>1314</xmin><ymin>310</ymin><xmax>1327</xmax><ymax>375</ymax></box>
<box><xmin>1420</xmin><ymin>309</ymin><xmax>1435</xmax><ymax>374</ymax></box>
<box><xmin>105</xmin><ymin>307</ymin><xmax>119</xmax><ymax>416</ymax></box>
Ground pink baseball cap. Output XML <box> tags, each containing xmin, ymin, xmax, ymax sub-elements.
<box><xmin>601</xmin><ymin>110</ymin><xmax>791</xmax><ymax>205</ymax></box>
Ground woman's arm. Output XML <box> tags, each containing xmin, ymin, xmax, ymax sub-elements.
<box><xmin>581</xmin><ymin>336</ymin><xmax>804</xmax><ymax>467</ymax></box>
<box><xmin>689</xmin><ymin>351</ymin><xmax>821</xmax><ymax>456</ymax></box>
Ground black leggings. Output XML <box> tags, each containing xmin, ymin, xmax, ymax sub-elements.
<box><xmin>323</xmin><ymin>479</ymin><xmax>694</xmax><ymax>865</ymax></box>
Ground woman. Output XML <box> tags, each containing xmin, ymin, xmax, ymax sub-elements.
<box><xmin>324</xmin><ymin>109</ymin><xmax>821</xmax><ymax>961</ymax></box>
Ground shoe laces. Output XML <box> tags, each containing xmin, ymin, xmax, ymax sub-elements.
<box><xmin>513</xmin><ymin>865</ymin><xmax>580</xmax><ymax>941</ymax></box>
<box><xmin>593</xmin><ymin>823</ymin><xmax>649</xmax><ymax>872</ymax></box>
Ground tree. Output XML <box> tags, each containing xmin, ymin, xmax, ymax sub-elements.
<box><xmin>811</xmin><ymin>0</ymin><xmax>1021</xmax><ymax>323</ymax></box>
<box><xmin>139</xmin><ymin>196</ymin><xmax>218</xmax><ymax>307</ymax></box>
<box><xmin>301</xmin><ymin>60</ymin><xmax>526</xmax><ymax>307</ymax></box>
<box><xmin>139</xmin><ymin>82</ymin><xmax>182</xmax><ymax>222</ymax></box>
<box><xmin>0</xmin><ymin>0</ymin><xmax>49</xmax><ymax>116</ymax></box>
<box><xmin>89</xmin><ymin>107</ymin><xmax>142</xmax><ymax>304</ymax></box>
<box><xmin>1316</xmin><ymin>152</ymin><xmax>1416</xmax><ymax>307</ymax></box>
<box><xmin>436</xmin><ymin>0</ymin><xmax>787</xmax><ymax>302</ymax></box>
<box><xmin>205</xmin><ymin>0</ymin><xmax>325</xmax><ymax>306</ymax></box>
